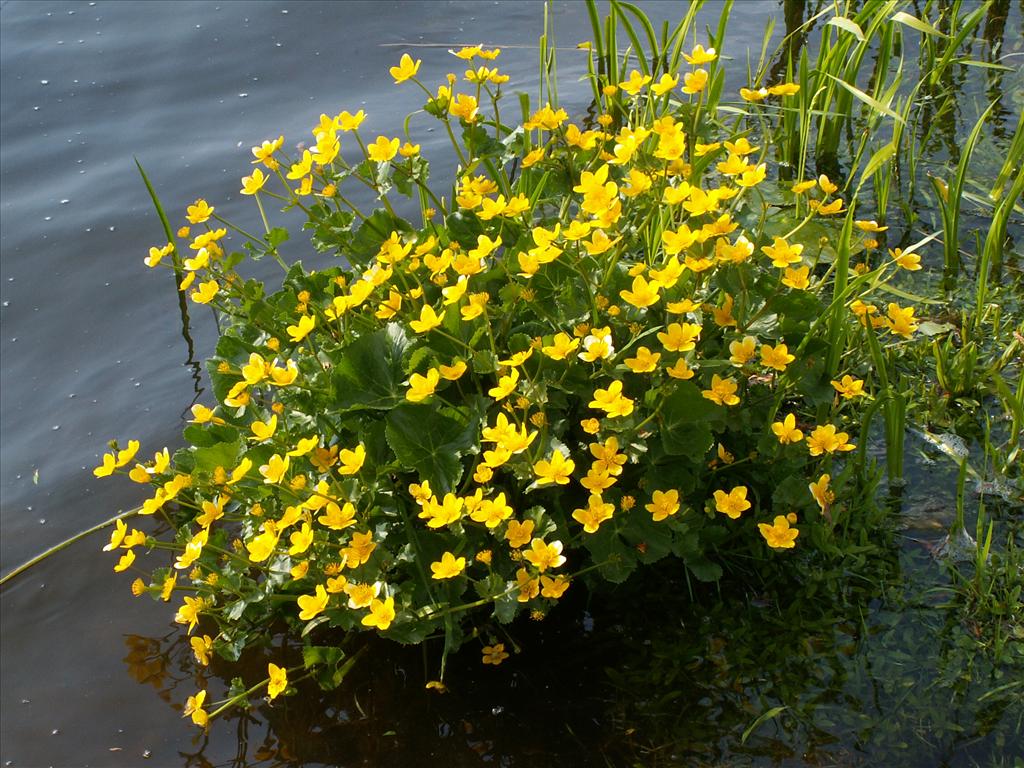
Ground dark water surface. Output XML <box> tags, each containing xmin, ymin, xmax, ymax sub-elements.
<box><xmin>1</xmin><ymin>1</ymin><xmax>1021</xmax><ymax>767</ymax></box>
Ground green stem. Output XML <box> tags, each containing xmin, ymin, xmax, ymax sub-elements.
<box><xmin>0</xmin><ymin>507</ymin><xmax>142</xmax><ymax>586</ymax></box>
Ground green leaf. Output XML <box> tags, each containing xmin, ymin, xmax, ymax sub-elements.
<box><xmin>683</xmin><ymin>554</ymin><xmax>722</xmax><ymax>582</ymax></box>
<box><xmin>890</xmin><ymin>11</ymin><xmax>944</xmax><ymax>37</ymax></box>
<box><xmin>827</xmin><ymin>15</ymin><xmax>865</xmax><ymax>41</ymax></box>
<box><xmin>348</xmin><ymin>209</ymin><xmax>412</xmax><ymax>266</ymax></box>
<box><xmin>192</xmin><ymin>439</ymin><xmax>242</xmax><ymax>474</ymax></box>
<box><xmin>265</xmin><ymin>227</ymin><xmax>290</xmax><ymax>249</ymax></box>
<box><xmin>660</xmin><ymin>381</ymin><xmax>720</xmax><ymax>458</ymax></box>
<box><xmin>385</xmin><ymin>404</ymin><xmax>478</xmax><ymax>493</ymax></box>
<box><xmin>333</xmin><ymin>324</ymin><xmax>411</xmax><ymax>412</ymax></box>
<box><xmin>824</xmin><ymin>73</ymin><xmax>905</xmax><ymax>125</ymax></box>
<box><xmin>582</xmin><ymin>525</ymin><xmax>637</xmax><ymax>583</ymax></box>
<box><xmin>619</xmin><ymin>510</ymin><xmax>674</xmax><ymax>564</ymax></box>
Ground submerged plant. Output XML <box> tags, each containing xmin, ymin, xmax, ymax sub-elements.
<box><xmin>78</xmin><ymin>0</ymin><xmax>1021</xmax><ymax>731</ymax></box>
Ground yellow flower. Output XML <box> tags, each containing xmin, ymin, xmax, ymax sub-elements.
<box><xmin>760</xmin><ymin>342</ymin><xmax>795</xmax><ymax>371</ymax></box>
<box><xmin>286</xmin><ymin>314</ymin><xmax>315</xmax><ymax>343</ymax></box>
<box><xmin>758</xmin><ymin>515</ymin><xmax>799</xmax><ymax>548</ymax></box>
<box><xmin>389</xmin><ymin>52</ymin><xmax>421</xmax><ymax>84</ymax></box>
<box><xmin>772</xmin><ymin>413</ymin><xmax>804</xmax><ymax>444</ymax></box>
<box><xmin>665</xmin><ymin>358</ymin><xmax>695</xmax><ymax>380</ymax></box>
<box><xmin>767</xmin><ymin>82</ymin><xmax>800</xmax><ymax>96</ymax></box>
<box><xmin>505</xmin><ymin>519</ymin><xmax>535</xmax><ymax>548</ymax></box>
<box><xmin>831</xmin><ymin>375</ymin><xmax>866</xmax><ymax>399</ymax></box>
<box><xmin>267</xmin><ymin>663</ymin><xmax>288</xmax><ymax>700</ymax></box>
<box><xmin>620</xmin><ymin>275</ymin><xmax>662</xmax><ymax>308</ymax></box>
<box><xmin>651</xmin><ymin>72</ymin><xmax>679</xmax><ymax>95</ymax></box>
<box><xmin>259</xmin><ymin>454</ymin><xmax>290</xmax><ymax>484</ymax></box>
<box><xmin>288</xmin><ymin>523</ymin><xmax>314</xmax><ymax>556</ymax></box>
<box><xmin>488</xmin><ymin>368</ymin><xmax>520</xmax><ymax>401</ymax></box>
<box><xmin>410</xmin><ymin>304</ymin><xmax>444</xmax><ymax>334</ymax></box>
<box><xmin>362</xmin><ymin>596</ymin><xmax>396</xmax><ymax>630</ymax></box>
<box><xmin>579</xmin><ymin>327</ymin><xmax>615</xmax><ymax>362</ymax></box>
<box><xmin>367</xmin><ymin>135</ymin><xmax>400</xmax><ymax>163</ymax></box>
<box><xmin>249</xmin><ymin>414</ymin><xmax>278</xmax><ymax>442</ymax></box>
<box><xmin>240</xmin><ymin>168</ymin><xmax>268</xmax><ymax>195</ymax></box>
<box><xmin>624</xmin><ymin>346</ymin><xmax>661</xmax><ymax>373</ymax></box>
<box><xmin>661</xmin><ymin>225</ymin><xmax>697</xmax><ymax>255</ymax></box>
<box><xmin>740</xmin><ymin>86</ymin><xmax>769</xmax><ymax>102</ymax></box>
<box><xmin>646</xmin><ymin>489</ymin><xmax>680</xmax><ymax>521</ymax></box>
<box><xmin>406</xmin><ymin>368</ymin><xmax>441</xmax><ymax>402</ymax></box>
<box><xmin>761</xmin><ymin>237</ymin><xmax>804</xmax><ymax>268</ymax></box>
<box><xmin>589</xmin><ymin>380</ymin><xmax>635</xmax><ymax>418</ymax></box>
<box><xmin>713</xmin><ymin>486</ymin><xmax>751</xmax><ymax>519</ymax></box>
<box><xmin>728</xmin><ymin>335</ymin><xmax>757</xmax><ymax>366</ymax></box>
<box><xmin>190</xmin><ymin>634</ymin><xmax>213</xmax><ymax>666</ymax></box>
<box><xmin>617</xmin><ymin>69</ymin><xmax>651</xmax><ymax>95</ymax></box>
<box><xmin>430</xmin><ymin>551</ymin><xmax>467</xmax><ymax>580</ymax></box>
<box><xmin>114</xmin><ymin>549</ymin><xmax>136</xmax><ymax>572</ymax></box>
<box><xmin>144</xmin><ymin>242</ymin><xmax>174</xmax><ymax>268</ymax></box>
<box><xmin>175</xmin><ymin>595</ymin><xmax>206</xmax><ymax>634</ymax></box>
<box><xmin>482</xmin><ymin>643</ymin><xmax>510</xmax><ymax>665</ymax></box>
<box><xmin>809</xmin><ymin>473</ymin><xmax>834</xmax><ymax>512</ymax></box>
<box><xmin>702</xmin><ymin>374</ymin><xmax>740</xmax><ymax>406</ymax></box>
<box><xmin>806</xmin><ymin>424</ymin><xmax>856</xmax><ymax>455</ymax></box>
<box><xmin>683</xmin><ymin>44</ymin><xmax>717</xmax><ymax>64</ymax></box>
<box><xmin>533</xmin><ymin>450</ymin><xmax>575</xmax><ymax>485</ymax></box>
<box><xmin>572</xmin><ymin>493</ymin><xmax>615</xmax><ymax>533</ymax></box>
<box><xmin>338</xmin><ymin>443</ymin><xmax>366</xmax><ymax>475</ymax></box>
<box><xmin>540</xmin><ymin>574</ymin><xmax>570</xmax><ymax>599</ymax></box>
<box><xmin>521</xmin><ymin>147</ymin><xmax>545</xmax><ymax>167</ymax></box>
<box><xmin>736</xmin><ymin>163</ymin><xmax>767</xmax><ymax>187</ymax></box>
<box><xmin>183</xmin><ymin>690</ymin><xmax>208</xmax><ymax>728</ymax></box>
<box><xmin>782</xmin><ymin>265</ymin><xmax>811</xmax><ymax>290</ymax></box>
<box><xmin>186</xmin><ymin>199</ymin><xmax>214</xmax><ymax>224</ymax></box>
<box><xmin>682</xmin><ymin>68</ymin><xmax>708</xmax><ymax>94</ymax></box>
<box><xmin>658</xmin><ymin>322</ymin><xmax>702</xmax><ymax>352</ymax></box>
<box><xmin>449</xmin><ymin>93</ymin><xmax>479</xmax><ymax>122</ymax></box>
<box><xmin>523</xmin><ymin>538</ymin><xmax>566</xmax><ymax>572</ymax></box>
<box><xmin>885</xmin><ymin>303</ymin><xmax>918</xmax><ymax>337</ymax></box>
<box><xmin>191</xmin><ymin>280</ymin><xmax>219</xmax><ymax>305</ymax></box>
<box><xmin>297</xmin><ymin>584</ymin><xmax>329</xmax><ymax>621</ymax></box>
<box><xmin>891</xmin><ymin>248</ymin><xmax>921</xmax><ymax>271</ymax></box>
<box><xmin>542</xmin><ymin>332</ymin><xmax>580</xmax><ymax>360</ymax></box>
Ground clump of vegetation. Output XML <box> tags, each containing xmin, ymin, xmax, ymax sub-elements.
<box><xmin>85</xmin><ymin>0</ymin><xmax>1020</xmax><ymax>731</ymax></box>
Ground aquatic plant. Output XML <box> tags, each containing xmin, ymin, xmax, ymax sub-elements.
<box><xmin>75</xmin><ymin>0</ymin><xmax>1021</xmax><ymax>730</ymax></box>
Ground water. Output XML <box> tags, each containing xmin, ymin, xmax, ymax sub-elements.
<box><xmin>1</xmin><ymin>1</ymin><xmax>1021</xmax><ymax>766</ymax></box>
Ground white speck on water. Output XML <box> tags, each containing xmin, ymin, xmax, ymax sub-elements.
<box><xmin>281</xmin><ymin>8</ymin><xmax>288</xmax><ymax>12</ymax></box>
<box><xmin>33</xmin><ymin>106</ymin><xmax>39</xmax><ymax>110</ymax></box>
<box><xmin>40</xmin><ymin>79</ymin><xmax>49</xmax><ymax>85</ymax></box>
<box><xmin>60</xmin><ymin>199</ymin><xmax>69</xmax><ymax>205</ymax></box>
<box><xmin>52</xmin><ymin>425</ymin><xmax>60</xmax><ymax>431</ymax></box>
<box><xmin>108</xmin><ymin>226</ymin><xmax>115</xmax><ymax>231</ymax></box>
<box><xmin>51</xmin><ymin>729</ymin><xmax>59</xmax><ymax>735</ymax></box>
<box><xmin>44</xmin><ymin>216</ymin><xmax>52</xmax><ymax>221</ymax></box>
<box><xmin>2</xmin><ymin>302</ymin><xmax>8</xmax><ymax>307</ymax></box>
<box><xmin>39</xmin><ymin>519</ymin><xmax>46</xmax><ymax>525</ymax></box>
<box><xmin>238</xmin><ymin>92</ymin><xmax>248</xmax><ymax>98</ymax></box>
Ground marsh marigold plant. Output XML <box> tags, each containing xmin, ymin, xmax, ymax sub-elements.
<box><xmin>96</xmin><ymin>21</ymin><xmax>929</xmax><ymax>726</ymax></box>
